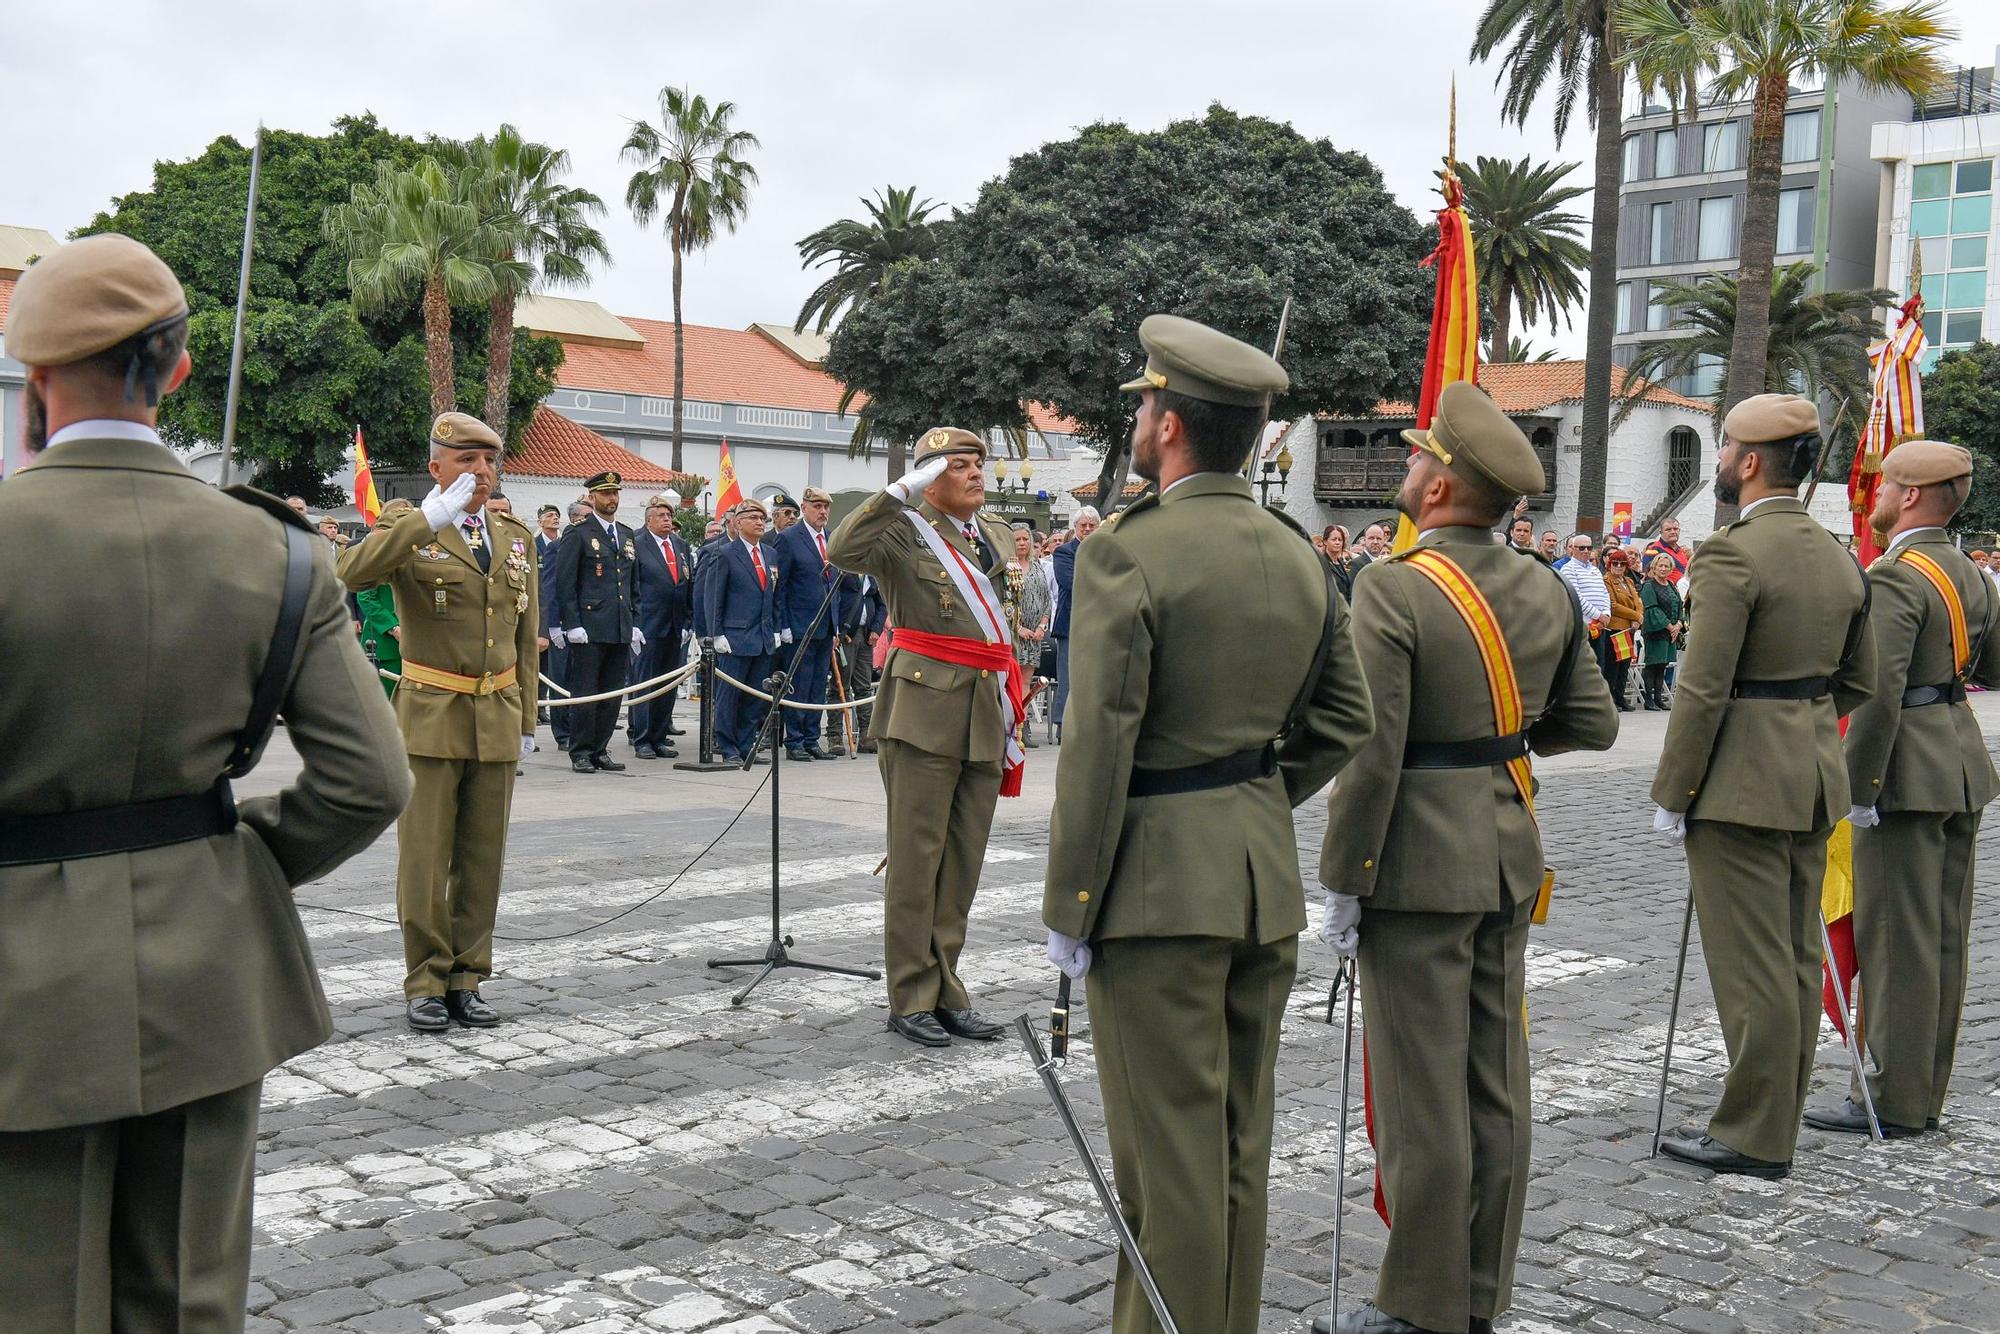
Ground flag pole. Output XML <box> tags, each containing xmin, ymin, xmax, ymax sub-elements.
<box><xmin>218</xmin><ymin>123</ymin><xmax>264</xmax><ymax>487</ymax></box>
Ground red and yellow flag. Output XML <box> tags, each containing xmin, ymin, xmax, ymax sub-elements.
<box><xmin>714</xmin><ymin>437</ymin><xmax>744</xmax><ymax>514</ymax></box>
<box><xmin>353</xmin><ymin>425</ymin><xmax>382</xmax><ymax>526</ymax></box>
<box><xmin>1393</xmin><ymin>149</ymin><xmax>1480</xmax><ymax>553</ymax></box>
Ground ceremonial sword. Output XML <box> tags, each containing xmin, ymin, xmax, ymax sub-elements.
<box><xmin>1818</xmin><ymin>910</ymin><xmax>1886</xmax><ymax>1142</ymax></box>
<box><xmin>1311</xmin><ymin>955</ymin><xmax>1359</xmax><ymax>1334</ymax></box>
<box><xmin>1015</xmin><ymin>989</ymin><xmax>1181</xmax><ymax>1334</ymax></box>
<box><xmin>1652</xmin><ymin>886</ymin><xmax>1695</xmax><ymax>1155</ymax></box>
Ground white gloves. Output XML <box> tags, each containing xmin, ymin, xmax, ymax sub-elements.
<box><xmin>712</xmin><ymin>635</ymin><xmax>732</xmax><ymax>655</ymax></box>
<box><xmin>519</xmin><ymin>735</ymin><xmax>535</xmax><ymax>761</ymax></box>
<box><xmin>770</xmin><ymin>633</ymin><xmax>782</xmax><ymax>653</ymax></box>
<box><xmin>564</xmin><ymin>627</ymin><xmax>588</xmax><ymax>645</ymax></box>
<box><xmin>420</xmin><ymin>471</ymin><xmax>480</xmax><ymax>531</ymax></box>
<box><xmin>1318</xmin><ymin>888</ymin><xmax>1361</xmax><ymax>957</ymax></box>
<box><xmin>549</xmin><ymin>626</ymin><xmax>564</xmax><ymax>644</ymax></box>
<box><xmin>888</xmin><ymin>455</ymin><xmax>951</xmax><ymax>505</ymax></box>
<box><xmin>1047</xmin><ymin>929</ymin><xmax>1092</xmax><ymax>980</ymax></box>
<box><xmin>1848</xmin><ymin>805</ymin><xmax>1881</xmax><ymax>828</ymax></box>
<box><xmin>631</xmin><ymin>628</ymin><xmax>647</xmax><ymax>652</ymax></box>
<box><xmin>781</xmin><ymin>628</ymin><xmax>795</xmax><ymax>645</ymax></box>
<box><xmin>1653</xmin><ymin>805</ymin><xmax>1688</xmax><ymax>844</ymax></box>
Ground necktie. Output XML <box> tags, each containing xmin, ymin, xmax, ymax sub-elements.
<box><xmin>751</xmin><ymin>545</ymin><xmax>767</xmax><ymax>590</ymax></box>
<box><xmin>463</xmin><ymin>517</ymin><xmax>490</xmax><ymax>572</ymax></box>
<box><xmin>662</xmin><ymin>536</ymin><xmax>680</xmax><ymax>581</ymax></box>
<box><xmin>815</xmin><ymin>529</ymin><xmax>827</xmax><ymax>566</ymax></box>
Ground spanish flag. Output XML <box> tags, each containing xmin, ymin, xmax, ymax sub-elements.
<box><xmin>714</xmin><ymin>437</ymin><xmax>744</xmax><ymax>514</ymax></box>
<box><xmin>1393</xmin><ymin>144</ymin><xmax>1480</xmax><ymax>553</ymax></box>
<box><xmin>353</xmin><ymin>425</ymin><xmax>382</xmax><ymax>526</ymax></box>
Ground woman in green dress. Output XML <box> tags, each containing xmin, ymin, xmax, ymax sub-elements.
<box><xmin>356</xmin><ymin>583</ymin><xmax>401</xmax><ymax>699</ymax></box>
<box><xmin>1638</xmin><ymin>552</ymin><xmax>1683</xmax><ymax>711</ymax></box>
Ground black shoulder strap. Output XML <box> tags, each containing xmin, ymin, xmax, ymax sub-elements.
<box><xmin>1279</xmin><ymin>559</ymin><xmax>1344</xmax><ymax>742</ymax></box>
<box><xmin>1961</xmin><ymin>558</ymin><xmax>1997</xmax><ymax>682</ymax></box>
<box><xmin>226</xmin><ymin>520</ymin><xmax>315</xmax><ymax>779</ymax></box>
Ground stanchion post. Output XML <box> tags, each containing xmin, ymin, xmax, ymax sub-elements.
<box><xmin>673</xmin><ymin>638</ymin><xmax>738</xmax><ymax>773</ymax></box>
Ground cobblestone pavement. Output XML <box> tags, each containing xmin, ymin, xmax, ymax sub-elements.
<box><xmin>235</xmin><ymin>697</ymin><xmax>2000</xmax><ymax>1333</ymax></box>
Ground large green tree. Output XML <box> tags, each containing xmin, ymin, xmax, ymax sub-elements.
<box><xmin>1456</xmin><ymin>155</ymin><xmax>1590</xmax><ymax>362</ymax></box>
<box><xmin>794</xmin><ymin>185</ymin><xmax>941</xmax><ymax>336</ymax></box>
<box><xmin>824</xmin><ymin>105</ymin><xmax>1432</xmax><ymax>510</ymax></box>
<box><xmin>1922</xmin><ymin>341</ymin><xmax>2000</xmax><ymax>534</ymax></box>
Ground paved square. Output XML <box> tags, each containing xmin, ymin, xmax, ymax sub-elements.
<box><xmin>238</xmin><ymin>699</ymin><xmax>2000</xmax><ymax>1332</ymax></box>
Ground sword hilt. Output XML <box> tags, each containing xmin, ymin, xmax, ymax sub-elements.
<box><xmin>1050</xmin><ymin>974</ymin><xmax>1073</xmax><ymax>1061</ymax></box>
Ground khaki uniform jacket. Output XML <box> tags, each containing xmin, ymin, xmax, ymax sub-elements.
<box><xmin>825</xmin><ymin>492</ymin><xmax>1017</xmax><ymax>762</ymax></box>
<box><xmin>0</xmin><ymin>436</ymin><xmax>409</xmax><ymax>1132</ymax></box>
<box><xmin>1321</xmin><ymin>526</ymin><xmax>1620</xmax><ymax>914</ymax></box>
<box><xmin>338</xmin><ymin>499</ymin><xmax>540</xmax><ymax>762</ymax></box>
<box><xmin>1043</xmin><ymin>475</ymin><xmax>1376</xmax><ymax>944</ymax></box>
<box><xmin>1651</xmin><ymin>498</ymin><xmax>1875</xmax><ymax>826</ymax></box>
<box><xmin>1846</xmin><ymin>531</ymin><xmax>2000</xmax><ymax>813</ymax></box>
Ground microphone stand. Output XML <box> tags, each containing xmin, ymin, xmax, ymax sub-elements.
<box><xmin>708</xmin><ymin>552</ymin><xmax>882</xmax><ymax>1006</ymax></box>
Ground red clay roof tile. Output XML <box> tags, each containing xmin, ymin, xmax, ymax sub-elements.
<box><xmin>510</xmin><ymin>405</ymin><xmax>680</xmax><ymax>485</ymax></box>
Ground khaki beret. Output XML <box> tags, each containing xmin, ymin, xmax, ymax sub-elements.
<box><xmin>802</xmin><ymin>485</ymin><xmax>831</xmax><ymax>503</ymax></box>
<box><xmin>583</xmin><ymin>469</ymin><xmax>622</xmax><ymax>491</ymax></box>
<box><xmin>913</xmin><ymin>427</ymin><xmax>986</xmax><ymax>466</ymax></box>
<box><xmin>1881</xmin><ymin>439</ymin><xmax>1973</xmax><ymax>488</ymax></box>
<box><xmin>1401</xmin><ymin>381</ymin><xmax>1545</xmax><ymax>498</ymax></box>
<box><xmin>733</xmin><ymin>497</ymin><xmax>769</xmax><ymax>517</ymax></box>
<box><xmin>645</xmin><ymin>493</ymin><xmax>676</xmax><ymax>509</ymax></box>
<box><xmin>6</xmin><ymin>234</ymin><xmax>188</xmax><ymax>368</ymax></box>
<box><xmin>432</xmin><ymin>411</ymin><xmax>503</xmax><ymax>451</ymax></box>
<box><xmin>1722</xmin><ymin>393</ymin><xmax>1820</xmax><ymax>444</ymax></box>
<box><xmin>1119</xmin><ymin>313</ymin><xmax>1288</xmax><ymax>408</ymax></box>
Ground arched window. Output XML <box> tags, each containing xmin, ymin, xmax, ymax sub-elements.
<box><xmin>1667</xmin><ymin>427</ymin><xmax>1700</xmax><ymax>496</ymax></box>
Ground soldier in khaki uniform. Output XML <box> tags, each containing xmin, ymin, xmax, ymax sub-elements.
<box><xmin>339</xmin><ymin>413</ymin><xmax>540</xmax><ymax>1032</ymax></box>
<box><xmin>1805</xmin><ymin>441</ymin><xmax>2000</xmax><ymax>1138</ymax></box>
<box><xmin>1652</xmin><ymin>394</ymin><xmax>1875</xmax><ymax>1177</ymax></box>
<box><xmin>1318</xmin><ymin>382</ymin><xmax>1619</xmax><ymax>1334</ymax></box>
<box><xmin>826</xmin><ymin>428</ymin><xmax>1022</xmax><ymax>1048</ymax></box>
<box><xmin>1042</xmin><ymin>316</ymin><xmax>1377</xmax><ymax>1334</ymax></box>
<box><xmin>0</xmin><ymin>236</ymin><xmax>410</xmax><ymax>1330</ymax></box>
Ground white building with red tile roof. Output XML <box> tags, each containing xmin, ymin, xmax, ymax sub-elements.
<box><xmin>0</xmin><ymin>227</ymin><xmax>60</xmax><ymax>479</ymax></box>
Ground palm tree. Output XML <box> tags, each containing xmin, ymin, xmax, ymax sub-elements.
<box><xmin>325</xmin><ymin>156</ymin><xmax>526</xmax><ymax>417</ymax></box>
<box><xmin>1471</xmin><ymin>0</ymin><xmax>1625</xmax><ymax>533</ymax></box>
<box><xmin>1507</xmin><ymin>336</ymin><xmax>1563</xmax><ymax>361</ymax></box>
<box><xmin>1618</xmin><ymin>262</ymin><xmax>1892</xmax><ymax>453</ymax></box>
<box><xmin>450</xmin><ymin>126</ymin><xmax>611</xmax><ymax>437</ymax></box>
<box><xmin>794</xmin><ymin>186</ymin><xmax>942</xmax><ymax>336</ymax></box>
<box><xmin>1618</xmin><ymin>0</ymin><xmax>1953</xmax><ymax>518</ymax></box>
<box><xmin>1456</xmin><ymin>155</ymin><xmax>1590</xmax><ymax>362</ymax></box>
<box><xmin>621</xmin><ymin>86</ymin><xmax>760</xmax><ymax>473</ymax></box>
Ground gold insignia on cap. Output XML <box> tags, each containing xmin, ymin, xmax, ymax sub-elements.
<box><xmin>1142</xmin><ymin>367</ymin><xmax>1167</xmax><ymax>389</ymax></box>
<box><xmin>928</xmin><ymin>429</ymin><xmax>951</xmax><ymax>451</ymax></box>
<box><xmin>435</xmin><ymin>419</ymin><xmax>455</xmax><ymax>441</ymax></box>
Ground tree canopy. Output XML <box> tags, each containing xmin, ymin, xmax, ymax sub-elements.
<box><xmin>824</xmin><ymin>105</ymin><xmax>1433</xmax><ymax>498</ymax></box>
<box><xmin>82</xmin><ymin>115</ymin><xmax>562</xmax><ymax>500</ymax></box>
<box><xmin>1922</xmin><ymin>341</ymin><xmax>2000</xmax><ymax>534</ymax></box>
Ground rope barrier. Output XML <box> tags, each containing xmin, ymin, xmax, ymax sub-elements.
<box><xmin>711</xmin><ymin>666</ymin><xmax>879</xmax><ymax>711</ymax></box>
<box><xmin>378</xmin><ymin>659</ymin><xmax>700</xmax><ymax>708</ymax></box>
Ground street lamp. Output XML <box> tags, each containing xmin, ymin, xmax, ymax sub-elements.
<box><xmin>1253</xmin><ymin>443</ymin><xmax>1294</xmax><ymax>507</ymax></box>
<box><xmin>991</xmin><ymin>457</ymin><xmax>1035</xmax><ymax>496</ymax></box>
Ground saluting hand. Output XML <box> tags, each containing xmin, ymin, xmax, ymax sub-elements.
<box><xmin>888</xmin><ymin>455</ymin><xmax>951</xmax><ymax>505</ymax></box>
<box><xmin>419</xmin><ymin>471</ymin><xmax>481</xmax><ymax>531</ymax></box>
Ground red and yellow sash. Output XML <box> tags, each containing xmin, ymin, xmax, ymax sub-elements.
<box><xmin>1899</xmin><ymin>549</ymin><xmax>1970</xmax><ymax>675</ymax></box>
<box><xmin>1402</xmin><ymin>550</ymin><xmax>1535</xmax><ymax>812</ymax></box>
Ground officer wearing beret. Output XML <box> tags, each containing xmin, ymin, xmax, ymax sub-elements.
<box><xmin>1653</xmin><ymin>393</ymin><xmax>1875</xmax><ymax>1177</ymax></box>
<box><xmin>1805</xmin><ymin>441</ymin><xmax>2000</xmax><ymax>1138</ymax></box>
<box><xmin>338</xmin><ymin>411</ymin><xmax>540</xmax><ymax>1031</ymax></box>
<box><xmin>1041</xmin><ymin>315</ymin><xmax>1376</xmax><ymax>1334</ymax></box>
<box><xmin>828</xmin><ymin>428</ymin><xmax>1022</xmax><ymax>1047</ymax></box>
<box><xmin>1317</xmin><ymin>379</ymin><xmax>1618</xmax><ymax>1334</ymax></box>
<box><xmin>0</xmin><ymin>234</ymin><xmax>408</xmax><ymax>1327</ymax></box>
<box><xmin>554</xmin><ymin>470</ymin><xmax>641</xmax><ymax>774</ymax></box>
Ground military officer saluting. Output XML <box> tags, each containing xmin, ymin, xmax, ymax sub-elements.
<box><xmin>1805</xmin><ymin>441</ymin><xmax>2000</xmax><ymax>1138</ymax></box>
<box><xmin>1652</xmin><ymin>393</ymin><xmax>1875</xmax><ymax>1176</ymax></box>
<box><xmin>554</xmin><ymin>470</ymin><xmax>642</xmax><ymax>774</ymax></box>
<box><xmin>827</xmin><ymin>428</ymin><xmax>1024</xmax><ymax>1048</ymax></box>
<box><xmin>1318</xmin><ymin>381</ymin><xmax>1618</xmax><ymax>1334</ymax></box>
<box><xmin>1042</xmin><ymin>316</ymin><xmax>1376</xmax><ymax>1334</ymax></box>
<box><xmin>339</xmin><ymin>412</ymin><xmax>541</xmax><ymax>1031</ymax></box>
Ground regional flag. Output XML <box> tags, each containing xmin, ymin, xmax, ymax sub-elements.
<box><xmin>714</xmin><ymin>438</ymin><xmax>744</xmax><ymax>514</ymax></box>
<box><xmin>353</xmin><ymin>425</ymin><xmax>382</xmax><ymax>526</ymax></box>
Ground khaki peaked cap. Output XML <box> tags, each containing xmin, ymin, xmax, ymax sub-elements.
<box><xmin>431</xmin><ymin>412</ymin><xmax>502</xmax><ymax>451</ymax></box>
<box><xmin>1401</xmin><ymin>380</ymin><xmax>1545</xmax><ymax>497</ymax></box>
<box><xmin>1119</xmin><ymin>313</ymin><xmax>1288</xmax><ymax>408</ymax></box>
<box><xmin>6</xmin><ymin>234</ymin><xmax>188</xmax><ymax>368</ymax></box>
<box><xmin>1882</xmin><ymin>440</ymin><xmax>1973</xmax><ymax>487</ymax></box>
<box><xmin>913</xmin><ymin>427</ymin><xmax>987</xmax><ymax>466</ymax></box>
<box><xmin>1723</xmin><ymin>393</ymin><xmax>1820</xmax><ymax>444</ymax></box>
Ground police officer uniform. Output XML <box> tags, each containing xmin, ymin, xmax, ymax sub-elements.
<box><xmin>0</xmin><ymin>235</ymin><xmax>409</xmax><ymax>1328</ymax></box>
<box><xmin>1042</xmin><ymin>316</ymin><xmax>1378</xmax><ymax>1334</ymax></box>
<box><xmin>554</xmin><ymin>470</ymin><xmax>639</xmax><ymax>773</ymax></box>
<box><xmin>338</xmin><ymin>413</ymin><xmax>540</xmax><ymax>1030</ymax></box>
<box><xmin>1653</xmin><ymin>394</ymin><xmax>1876</xmax><ymax>1175</ymax></box>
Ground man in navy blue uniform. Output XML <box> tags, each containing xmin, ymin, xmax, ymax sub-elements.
<box><xmin>833</xmin><ymin>567</ymin><xmax>886</xmax><ymax>754</ymax></box>
<box><xmin>630</xmin><ymin>495</ymin><xmax>694</xmax><ymax>759</ymax></box>
<box><xmin>772</xmin><ymin>485</ymin><xmax>844</xmax><ymax>761</ymax></box>
<box><xmin>554</xmin><ymin>472</ymin><xmax>639</xmax><ymax>774</ymax></box>
<box><xmin>703</xmin><ymin>499</ymin><xmax>781</xmax><ymax>762</ymax></box>
<box><xmin>533</xmin><ymin>504</ymin><xmax>564</xmax><ymax>735</ymax></box>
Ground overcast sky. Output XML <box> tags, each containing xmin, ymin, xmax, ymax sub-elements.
<box><xmin>6</xmin><ymin>1</ymin><xmax>1997</xmax><ymax>361</ymax></box>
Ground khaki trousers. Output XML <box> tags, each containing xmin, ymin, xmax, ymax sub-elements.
<box><xmin>0</xmin><ymin>1080</ymin><xmax>261</xmax><ymax>1333</ymax></box>
<box><xmin>1360</xmin><ymin>901</ymin><xmax>1532</xmax><ymax>1333</ymax></box>
<box><xmin>1853</xmin><ymin>810</ymin><xmax>1980</xmax><ymax>1126</ymax></box>
<box><xmin>1090</xmin><ymin>933</ymin><xmax>1298</xmax><ymax>1334</ymax></box>
<box><xmin>1686</xmin><ymin>817</ymin><xmax>1831</xmax><ymax>1163</ymax></box>
<box><xmin>876</xmin><ymin>738</ymin><xmax>1000</xmax><ymax>1015</ymax></box>
<box><xmin>397</xmin><ymin>755</ymin><xmax>516</xmax><ymax>999</ymax></box>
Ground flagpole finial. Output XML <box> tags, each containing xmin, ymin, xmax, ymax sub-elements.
<box><xmin>1908</xmin><ymin>236</ymin><xmax>1923</xmax><ymax>287</ymax></box>
<box><xmin>1449</xmin><ymin>75</ymin><xmax>1458</xmax><ymax>169</ymax></box>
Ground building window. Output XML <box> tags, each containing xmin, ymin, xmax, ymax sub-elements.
<box><xmin>1949</xmin><ymin>235</ymin><xmax>1986</xmax><ymax>268</ymax></box>
<box><xmin>567</xmin><ymin>391</ymin><xmax>626</xmax><ymax>415</ymax></box>
<box><xmin>736</xmin><ymin>406</ymin><xmax>815</xmax><ymax>431</ymax></box>
<box><xmin>1616</xmin><ymin>281</ymin><xmax>1636</xmax><ymax>334</ymax></box>
<box><xmin>1953</xmin><ymin>194</ymin><xmax>1991</xmax><ymax>235</ymax></box>
<box><xmin>1782</xmin><ymin>111</ymin><xmax>1820</xmax><ymax>163</ymax></box>
<box><xmin>1668</xmin><ymin>426</ymin><xmax>1701</xmax><ymax>495</ymax></box>
<box><xmin>1701</xmin><ymin>120</ymin><xmax>1741</xmax><ymax>171</ymax></box>
<box><xmin>1650</xmin><ymin>201</ymin><xmax>1675</xmax><ymax>264</ymax></box>
<box><xmin>1958</xmin><ymin>160</ymin><xmax>1993</xmax><ymax>194</ymax></box>
<box><xmin>1912</xmin><ymin>199</ymin><xmax>1950</xmax><ymax>237</ymax></box>
<box><xmin>1654</xmin><ymin>130</ymin><xmax>1678</xmax><ymax>178</ymax></box>
<box><xmin>1777</xmin><ymin>187</ymin><xmax>1814</xmax><ymax>254</ymax></box>
<box><xmin>1690</xmin><ymin>353</ymin><xmax>1724</xmax><ymax>398</ymax></box>
<box><xmin>1623</xmin><ymin>135</ymin><xmax>1643</xmax><ymax>183</ymax></box>
<box><xmin>1944</xmin><ymin>312</ymin><xmax>1983</xmax><ymax>345</ymax></box>
<box><xmin>1944</xmin><ymin>271</ymin><xmax>1985</xmax><ymax>307</ymax></box>
<box><xmin>1696</xmin><ymin>196</ymin><xmax>1736</xmax><ymax>261</ymax></box>
<box><xmin>1913</xmin><ymin>163</ymin><xmax>1952</xmax><ymax>199</ymax></box>
<box><xmin>1646</xmin><ymin>282</ymin><xmax>1674</xmax><ymax>331</ymax></box>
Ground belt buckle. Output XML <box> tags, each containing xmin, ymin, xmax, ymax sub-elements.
<box><xmin>476</xmin><ymin>672</ymin><xmax>497</xmax><ymax>696</ymax></box>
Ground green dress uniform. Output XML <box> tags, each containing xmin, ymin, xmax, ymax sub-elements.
<box><xmin>337</xmin><ymin>417</ymin><xmax>540</xmax><ymax>1010</ymax></box>
<box><xmin>825</xmin><ymin>430</ymin><xmax>1019</xmax><ymax>1032</ymax></box>
<box><xmin>1320</xmin><ymin>383</ymin><xmax>1619</xmax><ymax>1334</ymax></box>
<box><xmin>358</xmin><ymin>581</ymin><xmax>402</xmax><ymax>698</ymax></box>
<box><xmin>0</xmin><ymin>236</ymin><xmax>410</xmax><ymax>1330</ymax></box>
<box><xmin>1042</xmin><ymin>317</ymin><xmax>1376</xmax><ymax>1334</ymax></box>
<box><xmin>1653</xmin><ymin>395</ymin><xmax>1875</xmax><ymax>1170</ymax></box>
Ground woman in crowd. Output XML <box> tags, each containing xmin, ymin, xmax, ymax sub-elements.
<box><xmin>1322</xmin><ymin>524</ymin><xmax>1358</xmax><ymax>601</ymax></box>
<box><xmin>1639</xmin><ymin>552</ymin><xmax>1684</xmax><ymax>711</ymax></box>
<box><xmin>1600</xmin><ymin>545</ymin><xmax>1644</xmax><ymax>711</ymax></box>
<box><xmin>1011</xmin><ymin>526</ymin><xmax>1052</xmax><ymax>748</ymax></box>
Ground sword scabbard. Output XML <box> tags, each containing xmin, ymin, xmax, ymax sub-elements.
<box><xmin>1050</xmin><ymin>974</ymin><xmax>1072</xmax><ymax>1061</ymax></box>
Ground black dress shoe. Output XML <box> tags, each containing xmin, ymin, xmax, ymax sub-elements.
<box><xmin>666</xmin><ymin>723</ymin><xmax>687</xmax><ymax>735</ymax></box>
<box><xmin>804</xmin><ymin>743</ymin><xmax>832</xmax><ymax>760</ymax></box>
<box><xmin>887</xmin><ymin>1011</ymin><xmax>951</xmax><ymax>1047</ymax></box>
<box><xmin>786</xmin><ymin>746</ymin><xmax>813</xmax><ymax>762</ymax></box>
<box><xmin>406</xmin><ymin>996</ymin><xmax>450</xmax><ymax>1032</ymax></box>
<box><xmin>934</xmin><ymin>1008</ymin><xmax>1005</xmax><ymax>1041</ymax></box>
<box><xmin>556</xmin><ymin>737</ymin><xmax>572</xmax><ymax>752</ymax></box>
<box><xmin>1803</xmin><ymin>1099</ymin><xmax>1924</xmax><ymax>1138</ymax></box>
<box><xmin>656</xmin><ymin>741</ymin><xmax>678</xmax><ymax>756</ymax></box>
<box><xmin>1658</xmin><ymin>1132</ymin><xmax>1790</xmax><ymax>1178</ymax></box>
<box><xmin>634</xmin><ymin>743</ymin><xmax>658</xmax><ymax>759</ymax></box>
<box><xmin>592</xmin><ymin>753</ymin><xmax>626</xmax><ymax>772</ymax></box>
<box><xmin>1312</xmin><ymin>1304</ymin><xmax>1437</xmax><ymax>1334</ymax></box>
<box><xmin>571</xmin><ymin>754</ymin><xmax>597</xmax><ymax>774</ymax></box>
<box><xmin>856</xmin><ymin>740</ymin><xmax>877</xmax><ymax>754</ymax></box>
<box><xmin>445</xmin><ymin>989</ymin><xmax>499</xmax><ymax>1026</ymax></box>
<box><xmin>536</xmin><ymin>709</ymin><xmax>551</xmax><ymax>725</ymax></box>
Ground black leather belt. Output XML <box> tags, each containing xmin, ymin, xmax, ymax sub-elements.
<box><xmin>1731</xmin><ymin>676</ymin><xmax>1831</xmax><ymax>700</ymax></box>
<box><xmin>1404</xmin><ymin>731</ymin><xmax>1530</xmax><ymax>769</ymax></box>
<box><xmin>1128</xmin><ymin>744</ymin><xmax>1276</xmax><ymax>797</ymax></box>
<box><xmin>0</xmin><ymin>781</ymin><xmax>238</xmax><ymax>868</ymax></box>
<box><xmin>1902</xmin><ymin>680</ymin><xmax>1967</xmax><ymax>707</ymax></box>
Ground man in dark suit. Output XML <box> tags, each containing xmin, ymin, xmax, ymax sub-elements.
<box><xmin>773</xmin><ymin>485</ymin><xmax>844</xmax><ymax>761</ymax></box>
<box><xmin>630</xmin><ymin>494</ymin><xmax>694</xmax><ymax>759</ymax></box>
<box><xmin>833</xmin><ymin>568</ymin><xmax>886</xmax><ymax>754</ymax></box>
<box><xmin>534</xmin><ymin>504</ymin><xmax>563</xmax><ymax>733</ymax></box>
<box><xmin>555</xmin><ymin>472</ymin><xmax>640</xmax><ymax>774</ymax></box>
<box><xmin>1049</xmin><ymin>507</ymin><xmax>1100</xmax><ymax>743</ymax></box>
<box><xmin>703</xmin><ymin>499</ymin><xmax>781</xmax><ymax>762</ymax></box>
